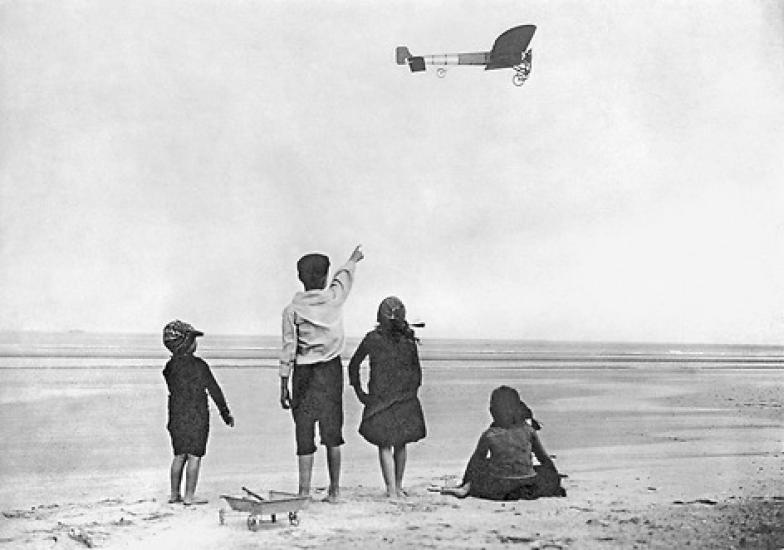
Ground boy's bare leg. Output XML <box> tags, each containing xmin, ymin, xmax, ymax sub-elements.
<box><xmin>378</xmin><ymin>446</ymin><xmax>395</xmax><ymax>497</ymax></box>
<box><xmin>169</xmin><ymin>454</ymin><xmax>186</xmax><ymax>502</ymax></box>
<box><xmin>393</xmin><ymin>445</ymin><xmax>407</xmax><ymax>497</ymax></box>
<box><xmin>183</xmin><ymin>455</ymin><xmax>208</xmax><ymax>505</ymax></box>
<box><xmin>298</xmin><ymin>454</ymin><xmax>314</xmax><ymax>497</ymax></box>
<box><xmin>325</xmin><ymin>446</ymin><xmax>341</xmax><ymax>501</ymax></box>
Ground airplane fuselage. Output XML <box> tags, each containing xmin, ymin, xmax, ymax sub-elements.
<box><xmin>419</xmin><ymin>51</ymin><xmax>489</xmax><ymax>66</ymax></box>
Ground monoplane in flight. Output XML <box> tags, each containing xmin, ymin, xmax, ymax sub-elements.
<box><xmin>396</xmin><ymin>25</ymin><xmax>536</xmax><ymax>87</ymax></box>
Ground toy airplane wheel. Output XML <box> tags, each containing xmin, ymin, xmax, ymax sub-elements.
<box><xmin>436</xmin><ymin>68</ymin><xmax>447</xmax><ymax>78</ymax></box>
<box><xmin>288</xmin><ymin>511</ymin><xmax>299</xmax><ymax>526</ymax></box>
<box><xmin>247</xmin><ymin>514</ymin><xmax>263</xmax><ymax>531</ymax></box>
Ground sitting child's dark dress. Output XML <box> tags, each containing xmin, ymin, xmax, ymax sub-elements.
<box><xmin>452</xmin><ymin>386</ymin><xmax>565</xmax><ymax>501</ymax></box>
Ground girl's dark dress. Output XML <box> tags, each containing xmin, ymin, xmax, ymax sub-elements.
<box><xmin>163</xmin><ymin>354</ymin><xmax>230</xmax><ymax>457</ymax></box>
<box><xmin>462</xmin><ymin>423</ymin><xmax>565</xmax><ymax>500</ymax></box>
<box><xmin>348</xmin><ymin>330</ymin><xmax>426</xmax><ymax>447</ymax></box>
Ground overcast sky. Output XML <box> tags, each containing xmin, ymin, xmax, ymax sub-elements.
<box><xmin>1</xmin><ymin>1</ymin><xmax>782</xmax><ymax>343</ymax></box>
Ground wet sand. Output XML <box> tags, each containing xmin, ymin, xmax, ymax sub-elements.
<box><xmin>1</xmin><ymin>364</ymin><xmax>782</xmax><ymax>548</ymax></box>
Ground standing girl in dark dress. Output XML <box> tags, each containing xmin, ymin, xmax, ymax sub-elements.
<box><xmin>162</xmin><ymin>320</ymin><xmax>234</xmax><ymax>505</ymax></box>
<box><xmin>348</xmin><ymin>297</ymin><xmax>426</xmax><ymax>498</ymax></box>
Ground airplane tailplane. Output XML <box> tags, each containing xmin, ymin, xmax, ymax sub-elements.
<box><xmin>408</xmin><ymin>57</ymin><xmax>426</xmax><ymax>72</ymax></box>
<box><xmin>396</xmin><ymin>46</ymin><xmax>412</xmax><ymax>65</ymax></box>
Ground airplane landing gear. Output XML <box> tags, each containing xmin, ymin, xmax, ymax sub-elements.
<box><xmin>512</xmin><ymin>49</ymin><xmax>532</xmax><ymax>87</ymax></box>
<box><xmin>436</xmin><ymin>67</ymin><xmax>447</xmax><ymax>78</ymax></box>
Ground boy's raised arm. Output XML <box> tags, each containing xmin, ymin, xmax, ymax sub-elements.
<box><xmin>327</xmin><ymin>245</ymin><xmax>364</xmax><ymax>304</ymax></box>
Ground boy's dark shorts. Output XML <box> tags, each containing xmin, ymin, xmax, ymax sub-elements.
<box><xmin>291</xmin><ymin>356</ymin><xmax>344</xmax><ymax>455</ymax></box>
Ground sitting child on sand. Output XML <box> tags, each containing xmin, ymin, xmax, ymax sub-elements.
<box><xmin>162</xmin><ymin>320</ymin><xmax>234</xmax><ymax>505</ymax></box>
<box><xmin>440</xmin><ymin>385</ymin><xmax>565</xmax><ymax>500</ymax></box>
<box><xmin>348</xmin><ymin>296</ymin><xmax>427</xmax><ymax>498</ymax></box>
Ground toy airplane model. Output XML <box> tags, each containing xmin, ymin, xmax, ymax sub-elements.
<box><xmin>396</xmin><ymin>25</ymin><xmax>536</xmax><ymax>87</ymax></box>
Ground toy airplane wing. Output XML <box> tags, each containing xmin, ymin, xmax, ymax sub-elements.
<box><xmin>485</xmin><ymin>25</ymin><xmax>536</xmax><ymax>70</ymax></box>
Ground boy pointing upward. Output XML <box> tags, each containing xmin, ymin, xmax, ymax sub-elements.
<box><xmin>280</xmin><ymin>245</ymin><xmax>364</xmax><ymax>501</ymax></box>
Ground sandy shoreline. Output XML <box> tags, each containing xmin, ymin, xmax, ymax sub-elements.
<box><xmin>2</xmin><ymin>456</ymin><xmax>782</xmax><ymax>549</ymax></box>
<box><xmin>1</xmin><ymin>365</ymin><xmax>782</xmax><ymax>548</ymax></box>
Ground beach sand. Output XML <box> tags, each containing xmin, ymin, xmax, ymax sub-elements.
<box><xmin>1</xmin><ymin>364</ymin><xmax>782</xmax><ymax>548</ymax></box>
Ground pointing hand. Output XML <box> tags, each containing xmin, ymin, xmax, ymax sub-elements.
<box><xmin>350</xmin><ymin>245</ymin><xmax>364</xmax><ymax>263</ymax></box>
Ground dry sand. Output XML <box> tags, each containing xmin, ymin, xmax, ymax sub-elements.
<box><xmin>1</xmin><ymin>365</ymin><xmax>782</xmax><ymax>549</ymax></box>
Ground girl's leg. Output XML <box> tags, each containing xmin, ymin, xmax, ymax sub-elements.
<box><xmin>183</xmin><ymin>455</ymin><xmax>207</xmax><ymax>505</ymax></box>
<box><xmin>169</xmin><ymin>454</ymin><xmax>186</xmax><ymax>502</ymax></box>
<box><xmin>393</xmin><ymin>445</ymin><xmax>407</xmax><ymax>497</ymax></box>
<box><xmin>377</xmin><ymin>446</ymin><xmax>395</xmax><ymax>497</ymax></box>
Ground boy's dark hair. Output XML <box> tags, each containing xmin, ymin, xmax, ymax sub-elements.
<box><xmin>297</xmin><ymin>253</ymin><xmax>330</xmax><ymax>288</ymax></box>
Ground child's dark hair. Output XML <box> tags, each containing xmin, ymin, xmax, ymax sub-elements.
<box><xmin>489</xmin><ymin>386</ymin><xmax>523</xmax><ymax>429</ymax></box>
<box><xmin>376</xmin><ymin>296</ymin><xmax>418</xmax><ymax>343</ymax></box>
<box><xmin>489</xmin><ymin>386</ymin><xmax>542</xmax><ymax>430</ymax></box>
<box><xmin>297</xmin><ymin>253</ymin><xmax>329</xmax><ymax>289</ymax></box>
<box><xmin>519</xmin><ymin>399</ymin><xmax>542</xmax><ymax>430</ymax></box>
<box><xmin>377</xmin><ymin>317</ymin><xmax>418</xmax><ymax>343</ymax></box>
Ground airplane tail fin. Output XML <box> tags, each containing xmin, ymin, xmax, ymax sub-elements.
<box><xmin>396</xmin><ymin>46</ymin><xmax>412</xmax><ymax>65</ymax></box>
<box><xmin>396</xmin><ymin>46</ymin><xmax>426</xmax><ymax>72</ymax></box>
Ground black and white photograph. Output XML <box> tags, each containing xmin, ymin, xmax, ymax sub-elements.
<box><xmin>1</xmin><ymin>1</ymin><xmax>782</xmax><ymax>548</ymax></box>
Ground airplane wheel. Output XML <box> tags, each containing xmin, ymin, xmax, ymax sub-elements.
<box><xmin>218</xmin><ymin>508</ymin><xmax>226</xmax><ymax>525</ymax></box>
<box><xmin>288</xmin><ymin>512</ymin><xmax>299</xmax><ymax>526</ymax></box>
<box><xmin>247</xmin><ymin>515</ymin><xmax>262</xmax><ymax>531</ymax></box>
<box><xmin>436</xmin><ymin>68</ymin><xmax>447</xmax><ymax>78</ymax></box>
<box><xmin>513</xmin><ymin>73</ymin><xmax>527</xmax><ymax>87</ymax></box>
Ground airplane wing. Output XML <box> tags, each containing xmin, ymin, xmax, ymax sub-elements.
<box><xmin>485</xmin><ymin>25</ymin><xmax>536</xmax><ymax>70</ymax></box>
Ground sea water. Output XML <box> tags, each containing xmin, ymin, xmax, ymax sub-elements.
<box><xmin>1</xmin><ymin>332</ymin><xmax>781</xmax><ymax>508</ymax></box>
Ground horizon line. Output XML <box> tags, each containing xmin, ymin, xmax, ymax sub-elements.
<box><xmin>0</xmin><ymin>329</ymin><xmax>782</xmax><ymax>349</ymax></box>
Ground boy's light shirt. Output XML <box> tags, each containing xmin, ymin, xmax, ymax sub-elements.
<box><xmin>279</xmin><ymin>260</ymin><xmax>356</xmax><ymax>377</ymax></box>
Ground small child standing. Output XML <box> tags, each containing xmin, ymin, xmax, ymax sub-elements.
<box><xmin>279</xmin><ymin>245</ymin><xmax>364</xmax><ymax>502</ymax></box>
<box><xmin>348</xmin><ymin>296</ymin><xmax>427</xmax><ymax>498</ymax></box>
<box><xmin>162</xmin><ymin>320</ymin><xmax>234</xmax><ymax>505</ymax></box>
